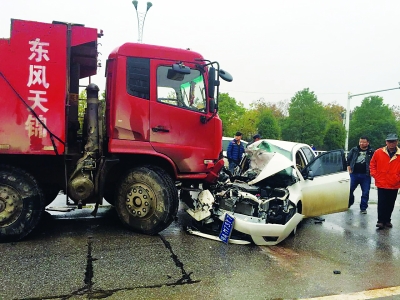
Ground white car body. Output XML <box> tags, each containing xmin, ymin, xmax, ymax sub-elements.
<box><xmin>184</xmin><ymin>139</ymin><xmax>350</xmax><ymax>246</ymax></box>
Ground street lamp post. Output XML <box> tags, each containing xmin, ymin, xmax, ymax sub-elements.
<box><xmin>132</xmin><ymin>1</ymin><xmax>152</xmax><ymax>43</ymax></box>
<box><xmin>345</xmin><ymin>84</ymin><xmax>400</xmax><ymax>151</ymax></box>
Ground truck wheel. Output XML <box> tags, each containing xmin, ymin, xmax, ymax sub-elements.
<box><xmin>0</xmin><ymin>165</ymin><xmax>45</xmax><ymax>242</ymax></box>
<box><xmin>115</xmin><ymin>166</ymin><xmax>178</xmax><ymax>235</ymax></box>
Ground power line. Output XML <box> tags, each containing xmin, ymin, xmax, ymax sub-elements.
<box><xmin>224</xmin><ymin>90</ymin><xmax>347</xmax><ymax>95</ymax></box>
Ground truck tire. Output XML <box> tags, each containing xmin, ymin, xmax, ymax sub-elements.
<box><xmin>115</xmin><ymin>166</ymin><xmax>178</xmax><ymax>235</ymax></box>
<box><xmin>0</xmin><ymin>165</ymin><xmax>45</xmax><ymax>242</ymax></box>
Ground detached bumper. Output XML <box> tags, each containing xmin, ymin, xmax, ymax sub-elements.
<box><xmin>220</xmin><ymin>212</ymin><xmax>304</xmax><ymax>246</ymax></box>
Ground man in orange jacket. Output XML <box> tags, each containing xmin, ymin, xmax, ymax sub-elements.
<box><xmin>370</xmin><ymin>133</ymin><xmax>400</xmax><ymax>229</ymax></box>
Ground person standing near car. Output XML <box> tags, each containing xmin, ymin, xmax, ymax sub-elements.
<box><xmin>253</xmin><ymin>134</ymin><xmax>261</xmax><ymax>143</ymax></box>
<box><xmin>370</xmin><ymin>133</ymin><xmax>400</xmax><ymax>229</ymax></box>
<box><xmin>247</xmin><ymin>134</ymin><xmax>262</xmax><ymax>148</ymax></box>
<box><xmin>346</xmin><ymin>136</ymin><xmax>375</xmax><ymax>213</ymax></box>
<box><xmin>227</xmin><ymin>131</ymin><xmax>245</xmax><ymax>174</ymax></box>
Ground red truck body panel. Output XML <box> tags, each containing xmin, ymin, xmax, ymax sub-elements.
<box><xmin>0</xmin><ymin>19</ymin><xmax>97</xmax><ymax>155</ymax></box>
<box><xmin>106</xmin><ymin>43</ymin><xmax>223</xmax><ymax>175</ymax></box>
<box><xmin>0</xmin><ymin>18</ymin><xmax>223</xmax><ymax>178</ymax></box>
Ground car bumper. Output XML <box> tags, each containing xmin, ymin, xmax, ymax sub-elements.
<box><xmin>220</xmin><ymin>212</ymin><xmax>304</xmax><ymax>246</ymax></box>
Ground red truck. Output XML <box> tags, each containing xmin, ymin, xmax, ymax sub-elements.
<box><xmin>0</xmin><ymin>19</ymin><xmax>232</xmax><ymax>242</ymax></box>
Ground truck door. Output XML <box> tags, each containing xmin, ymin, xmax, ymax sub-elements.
<box><xmin>149</xmin><ymin>60</ymin><xmax>217</xmax><ymax>173</ymax></box>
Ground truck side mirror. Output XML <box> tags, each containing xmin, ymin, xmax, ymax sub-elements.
<box><xmin>219</xmin><ymin>69</ymin><xmax>233</xmax><ymax>82</ymax></box>
<box><xmin>209</xmin><ymin>98</ymin><xmax>215</xmax><ymax>113</ymax></box>
<box><xmin>208</xmin><ymin>67</ymin><xmax>216</xmax><ymax>99</ymax></box>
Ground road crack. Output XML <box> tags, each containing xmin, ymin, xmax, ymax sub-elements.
<box><xmin>159</xmin><ymin>234</ymin><xmax>200</xmax><ymax>286</ymax></box>
<box><xmin>17</xmin><ymin>235</ymin><xmax>199</xmax><ymax>300</ymax></box>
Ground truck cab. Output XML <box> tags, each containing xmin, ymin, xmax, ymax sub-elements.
<box><xmin>105</xmin><ymin>43</ymin><xmax>223</xmax><ymax>176</ymax></box>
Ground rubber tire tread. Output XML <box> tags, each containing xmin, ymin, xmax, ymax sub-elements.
<box><xmin>0</xmin><ymin>164</ymin><xmax>45</xmax><ymax>242</ymax></box>
<box><xmin>115</xmin><ymin>165</ymin><xmax>178</xmax><ymax>235</ymax></box>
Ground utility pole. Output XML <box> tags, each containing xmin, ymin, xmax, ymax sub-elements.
<box><xmin>345</xmin><ymin>84</ymin><xmax>400</xmax><ymax>151</ymax></box>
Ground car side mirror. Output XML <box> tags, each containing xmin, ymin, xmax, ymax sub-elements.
<box><xmin>302</xmin><ymin>168</ymin><xmax>314</xmax><ymax>180</ymax></box>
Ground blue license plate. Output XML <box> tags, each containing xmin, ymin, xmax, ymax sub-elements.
<box><xmin>219</xmin><ymin>213</ymin><xmax>235</xmax><ymax>244</ymax></box>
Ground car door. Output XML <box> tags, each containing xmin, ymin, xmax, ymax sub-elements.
<box><xmin>299</xmin><ymin>150</ymin><xmax>350</xmax><ymax>217</ymax></box>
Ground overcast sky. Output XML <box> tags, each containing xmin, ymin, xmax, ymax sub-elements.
<box><xmin>1</xmin><ymin>0</ymin><xmax>399</xmax><ymax>111</ymax></box>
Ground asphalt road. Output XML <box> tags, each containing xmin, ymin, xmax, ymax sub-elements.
<box><xmin>1</xmin><ymin>186</ymin><xmax>400</xmax><ymax>300</ymax></box>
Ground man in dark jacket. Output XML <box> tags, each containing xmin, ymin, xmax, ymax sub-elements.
<box><xmin>227</xmin><ymin>131</ymin><xmax>245</xmax><ymax>174</ymax></box>
<box><xmin>346</xmin><ymin>136</ymin><xmax>375</xmax><ymax>213</ymax></box>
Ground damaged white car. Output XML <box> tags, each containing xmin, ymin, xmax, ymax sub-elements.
<box><xmin>181</xmin><ymin>139</ymin><xmax>350</xmax><ymax>246</ymax></box>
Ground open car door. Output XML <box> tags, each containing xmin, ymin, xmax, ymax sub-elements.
<box><xmin>299</xmin><ymin>150</ymin><xmax>350</xmax><ymax>217</ymax></box>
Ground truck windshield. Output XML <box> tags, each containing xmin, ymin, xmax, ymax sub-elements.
<box><xmin>157</xmin><ymin>66</ymin><xmax>206</xmax><ymax>112</ymax></box>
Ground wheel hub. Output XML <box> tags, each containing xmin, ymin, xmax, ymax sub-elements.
<box><xmin>125</xmin><ymin>185</ymin><xmax>154</xmax><ymax>218</ymax></box>
<box><xmin>0</xmin><ymin>186</ymin><xmax>23</xmax><ymax>226</ymax></box>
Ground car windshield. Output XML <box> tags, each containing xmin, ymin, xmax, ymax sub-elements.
<box><xmin>255</xmin><ymin>140</ymin><xmax>291</xmax><ymax>161</ymax></box>
<box><xmin>245</xmin><ymin>140</ymin><xmax>294</xmax><ymax>180</ymax></box>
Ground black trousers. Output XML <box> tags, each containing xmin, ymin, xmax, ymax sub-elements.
<box><xmin>377</xmin><ymin>188</ymin><xmax>398</xmax><ymax>223</ymax></box>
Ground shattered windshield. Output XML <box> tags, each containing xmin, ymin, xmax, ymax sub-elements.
<box><xmin>157</xmin><ymin>66</ymin><xmax>206</xmax><ymax>112</ymax></box>
<box><xmin>245</xmin><ymin>140</ymin><xmax>295</xmax><ymax>183</ymax></box>
<box><xmin>253</xmin><ymin>140</ymin><xmax>292</xmax><ymax>160</ymax></box>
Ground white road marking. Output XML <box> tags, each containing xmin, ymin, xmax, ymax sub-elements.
<box><xmin>300</xmin><ymin>286</ymin><xmax>400</xmax><ymax>299</ymax></box>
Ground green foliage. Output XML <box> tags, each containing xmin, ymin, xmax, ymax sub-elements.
<box><xmin>218</xmin><ymin>93</ymin><xmax>246</xmax><ymax>137</ymax></box>
<box><xmin>217</xmin><ymin>90</ymin><xmax>400</xmax><ymax>149</ymax></box>
<box><xmin>323</xmin><ymin>122</ymin><xmax>346</xmax><ymax>150</ymax></box>
<box><xmin>257</xmin><ymin>109</ymin><xmax>280</xmax><ymax>139</ymax></box>
<box><xmin>349</xmin><ymin>96</ymin><xmax>397</xmax><ymax>149</ymax></box>
<box><xmin>77</xmin><ymin>89</ymin><xmax>106</xmax><ymax>136</ymax></box>
<box><xmin>281</xmin><ymin>88</ymin><xmax>327</xmax><ymax>147</ymax></box>
<box><xmin>324</xmin><ymin>102</ymin><xmax>345</xmax><ymax>124</ymax></box>
<box><xmin>78</xmin><ymin>90</ymin><xmax>87</xmax><ymax>135</ymax></box>
<box><xmin>240</xmin><ymin>109</ymin><xmax>260</xmax><ymax>141</ymax></box>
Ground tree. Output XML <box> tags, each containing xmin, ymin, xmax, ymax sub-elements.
<box><xmin>240</xmin><ymin>109</ymin><xmax>259</xmax><ymax>141</ymax></box>
<box><xmin>78</xmin><ymin>89</ymin><xmax>106</xmax><ymax>136</ymax></box>
<box><xmin>349</xmin><ymin>96</ymin><xmax>397</xmax><ymax>149</ymax></box>
<box><xmin>324</xmin><ymin>102</ymin><xmax>345</xmax><ymax>124</ymax></box>
<box><xmin>257</xmin><ymin>109</ymin><xmax>280</xmax><ymax>139</ymax></box>
<box><xmin>250</xmin><ymin>98</ymin><xmax>288</xmax><ymax>121</ymax></box>
<box><xmin>218</xmin><ymin>93</ymin><xmax>246</xmax><ymax>137</ymax></box>
<box><xmin>390</xmin><ymin>105</ymin><xmax>400</xmax><ymax>121</ymax></box>
<box><xmin>390</xmin><ymin>105</ymin><xmax>400</xmax><ymax>135</ymax></box>
<box><xmin>281</xmin><ymin>88</ymin><xmax>327</xmax><ymax>147</ymax></box>
<box><xmin>323</xmin><ymin>122</ymin><xmax>346</xmax><ymax>150</ymax></box>
<box><xmin>78</xmin><ymin>90</ymin><xmax>87</xmax><ymax>135</ymax></box>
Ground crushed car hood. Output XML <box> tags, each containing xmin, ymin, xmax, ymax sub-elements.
<box><xmin>245</xmin><ymin>143</ymin><xmax>295</xmax><ymax>185</ymax></box>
